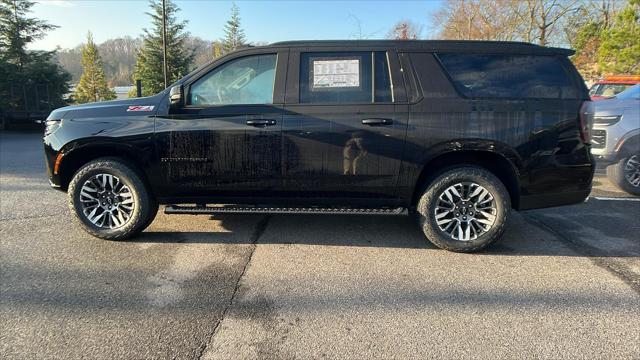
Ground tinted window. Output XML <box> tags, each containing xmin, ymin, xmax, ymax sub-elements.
<box><xmin>300</xmin><ymin>51</ymin><xmax>392</xmax><ymax>103</ymax></box>
<box><xmin>189</xmin><ymin>54</ymin><xmax>276</xmax><ymax>106</ymax></box>
<box><xmin>437</xmin><ymin>54</ymin><xmax>578</xmax><ymax>99</ymax></box>
<box><xmin>374</xmin><ymin>51</ymin><xmax>393</xmax><ymax>102</ymax></box>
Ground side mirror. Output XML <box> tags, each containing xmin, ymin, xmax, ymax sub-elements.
<box><xmin>169</xmin><ymin>85</ymin><xmax>184</xmax><ymax>109</ymax></box>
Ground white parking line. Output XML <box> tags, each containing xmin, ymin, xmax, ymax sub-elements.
<box><xmin>592</xmin><ymin>196</ymin><xmax>640</xmax><ymax>202</ymax></box>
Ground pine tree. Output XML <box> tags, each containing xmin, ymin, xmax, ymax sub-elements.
<box><xmin>0</xmin><ymin>0</ymin><xmax>56</xmax><ymax>68</ymax></box>
<box><xmin>571</xmin><ymin>22</ymin><xmax>603</xmax><ymax>82</ymax></box>
<box><xmin>598</xmin><ymin>0</ymin><xmax>640</xmax><ymax>74</ymax></box>
<box><xmin>0</xmin><ymin>0</ymin><xmax>70</xmax><ymax>111</ymax></box>
<box><xmin>213</xmin><ymin>40</ymin><xmax>224</xmax><ymax>59</ymax></box>
<box><xmin>75</xmin><ymin>32</ymin><xmax>116</xmax><ymax>103</ymax></box>
<box><xmin>221</xmin><ymin>3</ymin><xmax>246</xmax><ymax>54</ymax></box>
<box><xmin>131</xmin><ymin>0</ymin><xmax>194</xmax><ymax>97</ymax></box>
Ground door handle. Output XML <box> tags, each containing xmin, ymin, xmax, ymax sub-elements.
<box><xmin>246</xmin><ymin>119</ymin><xmax>277</xmax><ymax>127</ymax></box>
<box><xmin>361</xmin><ymin>118</ymin><xmax>393</xmax><ymax>126</ymax></box>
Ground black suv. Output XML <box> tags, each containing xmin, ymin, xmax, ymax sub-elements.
<box><xmin>44</xmin><ymin>40</ymin><xmax>595</xmax><ymax>252</ymax></box>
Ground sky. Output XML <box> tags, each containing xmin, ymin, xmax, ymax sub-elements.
<box><xmin>29</xmin><ymin>0</ymin><xmax>443</xmax><ymax>51</ymax></box>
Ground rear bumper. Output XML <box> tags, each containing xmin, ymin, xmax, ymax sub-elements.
<box><xmin>592</xmin><ymin>153</ymin><xmax>619</xmax><ymax>166</ymax></box>
<box><xmin>518</xmin><ymin>154</ymin><xmax>595</xmax><ymax>210</ymax></box>
<box><xmin>519</xmin><ymin>189</ymin><xmax>591</xmax><ymax>210</ymax></box>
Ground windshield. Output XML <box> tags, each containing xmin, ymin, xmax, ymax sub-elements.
<box><xmin>589</xmin><ymin>83</ymin><xmax>634</xmax><ymax>97</ymax></box>
<box><xmin>615</xmin><ymin>84</ymin><xmax>640</xmax><ymax>100</ymax></box>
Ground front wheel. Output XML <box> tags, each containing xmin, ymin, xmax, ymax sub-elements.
<box><xmin>68</xmin><ymin>158</ymin><xmax>154</xmax><ymax>240</ymax></box>
<box><xmin>416</xmin><ymin>166</ymin><xmax>511</xmax><ymax>253</ymax></box>
<box><xmin>607</xmin><ymin>154</ymin><xmax>640</xmax><ymax>196</ymax></box>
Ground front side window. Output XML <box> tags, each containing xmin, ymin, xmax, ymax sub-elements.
<box><xmin>437</xmin><ymin>53</ymin><xmax>578</xmax><ymax>99</ymax></box>
<box><xmin>300</xmin><ymin>51</ymin><xmax>392</xmax><ymax>104</ymax></box>
<box><xmin>189</xmin><ymin>54</ymin><xmax>277</xmax><ymax>106</ymax></box>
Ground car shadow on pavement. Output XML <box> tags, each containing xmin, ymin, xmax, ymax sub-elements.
<box><xmin>133</xmin><ymin>211</ymin><xmax>638</xmax><ymax>258</ymax></box>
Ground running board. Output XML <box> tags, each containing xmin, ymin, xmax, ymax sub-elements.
<box><xmin>165</xmin><ymin>205</ymin><xmax>408</xmax><ymax>216</ymax></box>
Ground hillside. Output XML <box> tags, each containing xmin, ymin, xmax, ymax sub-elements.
<box><xmin>55</xmin><ymin>36</ymin><xmax>218</xmax><ymax>86</ymax></box>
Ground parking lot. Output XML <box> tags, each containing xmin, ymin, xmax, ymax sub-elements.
<box><xmin>1</xmin><ymin>131</ymin><xmax>638</xmax><ymax>359</ymax></box>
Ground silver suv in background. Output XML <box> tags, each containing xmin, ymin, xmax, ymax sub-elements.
<box><xmin>591</xmin><ymin>84</ymin><xmax>640</xmax><ymax>195</ymax></box>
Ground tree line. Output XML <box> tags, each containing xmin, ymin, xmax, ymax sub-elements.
<box><xmin>131</xmin><ymin>1</ymin><xmax>251</xmax><ymax>97</ymax></box>
<box><xmin>0</xmin><ymin>0</ymin><xmax>250</xmax><ymax>108</ymax></box>
<box><xmin>0</xmin><ymin>0</ymin><xmax>70</xmax><ymax>113</ymax></box>
<box><xmin>2</xmin><ymin>0</ymin><xmax>638</xmax><ymax>109</ymax></box>
<box><xmin>426</xmin><ymin>0</ymin><xmax>639</xmax><ymax>82</ymax></box>
<box><xmin>57</xmin><ymin>36</ymin><xmax>226</xmax><ymax>87</ymax></box>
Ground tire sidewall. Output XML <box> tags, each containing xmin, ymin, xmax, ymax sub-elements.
<box><xmin>68</xmin><ymin>159</ymin><xmax>149</xmax><ymax>240</ymax></box>
<box><xmin>620</xmin><ymin>156</ymin><xmax>640</xmax><ymax>196</ymax></box>
<box><xmin>418</xmin><ymin>167</ymin><xmax>510</xmax><ymax>252</ymax></box>
<box><xmin>608</xmin><ymin>155</ymin><xmax>640</xmax><ymax>196</ymax></box>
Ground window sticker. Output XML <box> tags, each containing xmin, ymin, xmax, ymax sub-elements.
<box><xmin>312</xmin><ymin>59</ymin><xmax>360</xmax><ymax>89</ymax></box>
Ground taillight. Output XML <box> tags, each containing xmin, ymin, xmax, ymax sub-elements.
<box><xmin>579</xmin><ymin>101</ymin><xmax>594</xmax><ymax>144</ymax></box>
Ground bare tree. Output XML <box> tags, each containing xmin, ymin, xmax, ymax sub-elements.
<box><xmin>431</xmin><ymin>0</ymin><xmax>480</xmax><ymax>40</ymax></box>
<box><xmin>347</xmin><ymin>14</ymin><xmax>381</xmax><ymax>39</ymax></box>
<box><xmin>432</xmin><ymin>0</ymin><xmax>585</xmax><ymax>46</ymax></box>
<box><xmin>432</xmin><ymin>0</ymin><xmax>522</xmax><ymax>41</ymax></box>
<box><xmin>561</xmin><ymin>0</ymin><xmax>621</xmax><ymax>48</ymax></box>
<box><xmin>387</xmin><ymin>20</ymin><xmax>422</xmax><ymax>40</ymax></box>
<box><xmin>515</xmin><ymin>0</ymin><xmax>581</xmax><ymax>45</ymax></box>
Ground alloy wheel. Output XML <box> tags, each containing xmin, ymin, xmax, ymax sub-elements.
<box><xmin>434</xmin><ymin>182</ymin><xmax>497</xmax><ymax>241</ymax></box>
<box><xmin>624</xmin><ymin>155</ymin><xmax>640</xmax><ymax>188</ymax></box>
<box><xmin>79</xmin><ymin>173</ymin><xmax>135</xmax><ymax>229</ymax></box>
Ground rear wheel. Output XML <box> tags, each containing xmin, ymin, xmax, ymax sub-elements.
<box><xmin>68</xmin><ymin>158</ymin><xmax>154</xmax><ymax>240</ymax></box>
<box><xmin>416</xmin><ymin>166</ymin><xmax>511</xmax><ymax>252</ymax></box>
<box><xmin>607</xmin><ymin>154</ymin><xmax>640</xmax><ymax>196</ymax></box>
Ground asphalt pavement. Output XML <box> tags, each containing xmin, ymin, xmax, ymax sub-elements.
<box><xmin>1</xmin><ymin>131</ymin><xmax>638</xmax><ymax>359</ymax></box>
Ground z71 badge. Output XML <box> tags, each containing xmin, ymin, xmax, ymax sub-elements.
<box><xmin>126</xmin><ymin>105</ymin><xmax>155</xmax><ymax>112</ymax></box>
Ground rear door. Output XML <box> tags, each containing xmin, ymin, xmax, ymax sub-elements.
<box><xmin>281</xmin><ymin>47</ymin><xmax>408</xmax><ymax>201</ymax></box>
<box><xmin>155</xmin><ymin>48</ymin><xmax>288</xmax><ymax>198</ymax></box>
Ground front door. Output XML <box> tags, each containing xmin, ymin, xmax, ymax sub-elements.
<box><xmin>281</xmin><ymin>49</ymin><xmax>408</xmax><ymax>201</ymax></box>
<box><xmin>155</xmin><ymin>50</ymin><xmax>288</xmax><ymax>198</ymax></box>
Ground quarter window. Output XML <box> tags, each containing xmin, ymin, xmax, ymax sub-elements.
<box><xmin>300</xmin><ymin>51</ymin><xmax>393</xmax><ymax>103</ymax></box>
<box><xmin>437</xmin><ymin>53</ymin><xmax>578</xmax><ymax>99</ymax></box>
<box><xmin>189</xmin><ymin>54</ymin><xmax>277</xmax><ymax>106</ymax></box>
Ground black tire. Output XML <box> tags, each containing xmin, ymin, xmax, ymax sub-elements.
<box><xmin>142</xmin><ymin>197</ymin><xmax>160</xmax><ymax>229</ymax></box>
<box><xmin>606</xmin><ymin>155</ymin><xmax>640</xmax><ymax>196</ymax></box>
<box><xmin>68</xmin><ymin>157</ymin><xmax>154</xmax><ymax>240</ymax></box>
<box><xmin>416</xmin><ymin>166</ymin><xmax>511</xmax><ymax>253</ymax></box>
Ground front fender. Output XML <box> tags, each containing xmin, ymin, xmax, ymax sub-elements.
<box><xmin>44</xmin><ymin>115</ymin><xmax>157</xmax><ymax>190</ymax></box>
<box><xmin>616</xmin><ymin>129</ymin><xmax>640</xmax><ymax>157</ymax></box>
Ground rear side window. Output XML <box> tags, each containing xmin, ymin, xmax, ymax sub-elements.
<box><xmin>437</xmin><ymin>54</ymin><xmax>578</xmax><ymax>99</ymax></box>
<box><xmin>300</xmin><ymin>51</ymin><xmax>392</xmax><ymax>103</ymax></box>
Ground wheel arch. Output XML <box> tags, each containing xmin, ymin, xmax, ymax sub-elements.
<box><xmin>410</xmin><ymin>149</ymin><xmax>521</xmax><ymax>210</ymax></box>
<box><xmin>57</xmin><ymin>142</ymin><xmax>153</xmax><ymax>194</ymax></box>
<box><xmin>617</xmin><ymin>131</ymin><xmax>640</xmax><ymax>158</ymax></box>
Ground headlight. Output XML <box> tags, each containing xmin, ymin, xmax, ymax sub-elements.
<box><xmin>44</xmin><ymin>119</ymin><xmax>62</xmax><ymax>136</ymax></box>
<box><xmin>593</xmin><ymin>115</ymin><xmax>621</xmax><ymax>126</ymax></box>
